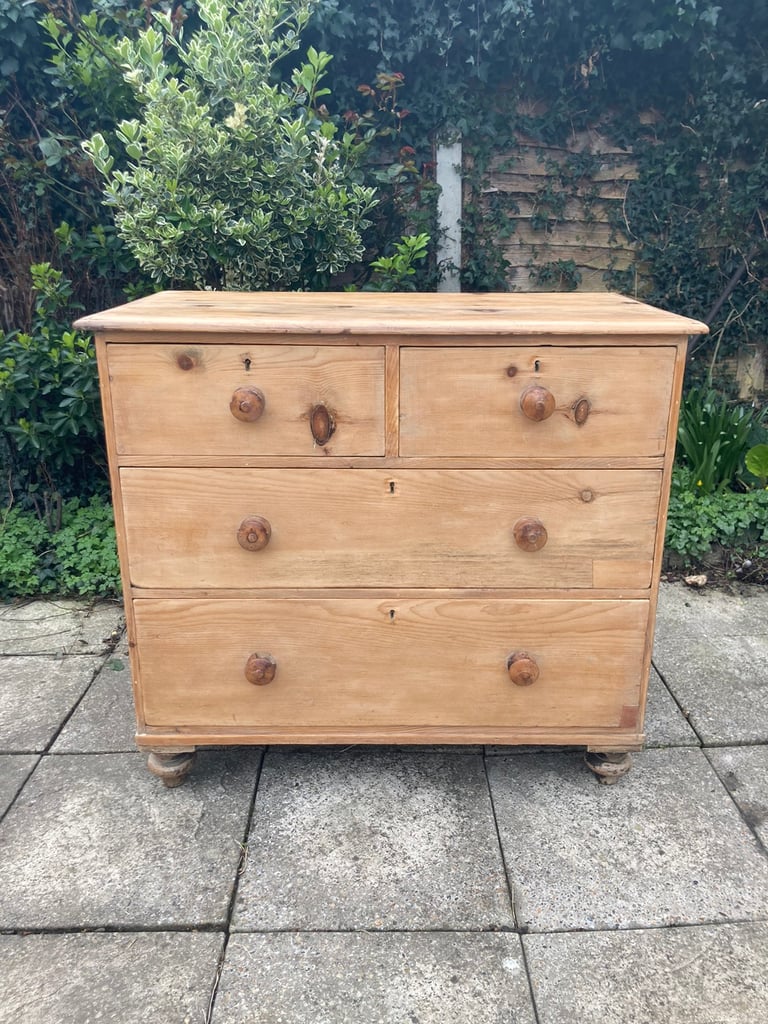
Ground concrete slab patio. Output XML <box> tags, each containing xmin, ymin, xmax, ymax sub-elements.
<box><xmin>0</xmin><ymin>583</ymin><xmax>766</xmax><ymax>1023</ymax></box>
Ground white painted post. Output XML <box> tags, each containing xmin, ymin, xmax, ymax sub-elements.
<box><xmin>435</xmin><ymin>137</ymin><xmax>462</xmax><ymax>292</ymax></box>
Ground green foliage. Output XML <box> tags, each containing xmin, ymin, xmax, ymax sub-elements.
<box><xmin>676</xmin><ymin>387</ymin><xmax>761</xmax><ymax>494</ymax></box>
<box><xmin>746</xmin><ymin>444</ymin><xmax>768</xmax><ymax>488</ymax></box>
<box><xmin>0</xmin><ymin>264</ymin><xmax>106</xmax><ymax>499</ymax></box>
<box><xmin>0</xmin><ymin>495</ymin><xmax>120</xmax><ymax>598</ymax></box>
<box><xmin>665</xmin><ymin>466</ymin><xmax>768</xmax><ymax>562</ymax></box>
<box><xmin>84</xmin><ymin>0</ymin><xmax>378</xmax><ymax>290</ymax></box>
<box><xmin>365</xmin><ymin>233</ymin><xmax>430</xmax><ymax>291</ymax></box>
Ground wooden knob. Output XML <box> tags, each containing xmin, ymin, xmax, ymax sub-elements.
<box><xmin>513</xmin><ymin>517</ymin><xmax>548</xmax><ymax>552</ymax></box>
<box><xmin>230</xmin><ymin>386</ymin><xmax>266</xmax><ymax>422</ymax></box>
<box><xmin>520</xmin><ymin>385</ymin><xmax>555</xmax><ymax>421</ymax></box>
<box><xmin>245</xmin><ymin>653</ymin><xmax>277</xmax><ymax>685</ymax></box>
<box><xmin>237</xmin><ymin>515</ymin><xmax>271</xmax><ymax>551</ymax></box>
<box><xmin>310</xmin><ymin>403</ymin><xmax>336</xmax><ymax>446</ymax></box>
<box><xmin>506</xmin><ymin>651</ymin><xmax>540</xmax><ymax>686</ymax></box>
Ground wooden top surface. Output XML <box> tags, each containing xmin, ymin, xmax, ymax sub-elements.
<box><xmin>75</xmin><ymin>290</ymin><xmax>708</xmax><ymax>336</ymax></box>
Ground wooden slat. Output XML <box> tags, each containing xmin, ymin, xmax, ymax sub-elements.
<box><xmin>120</xmin><ymin>467</ymin><xmax>660</xmax><ymax>590</ymax></box>
<box><xmin>400</xmin><ymin>346</ymin><xmax>677</xmax><ymax>458</ymax></box>
<box><xmin>133</xmin><ymin>597</ymin><xmax>649</xmax><ymax>731</ymax></box>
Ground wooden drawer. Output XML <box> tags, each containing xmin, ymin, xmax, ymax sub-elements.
<box><xmin>107</xmin><ymin>343</ymin><xmax>385</xmax><ymax>456</ymax></box>
<box><xmin>121</xmin><ymin>467</ymin><xmax>661</xmax><ymax>590</ymax></box>
<box><xmin>400</xmin><ymin>347</ymin><xmax>676</xmax><ymax>457</ymax></box>
<box><xmin>134</xmin><ymin>598</ymin><xmax>648</xmax><ymax>729</ymax></box>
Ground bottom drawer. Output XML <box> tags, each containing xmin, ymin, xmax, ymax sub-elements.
<box><xmin>134</xmin><ymin>598</ymin><xmax>648</xmax><ymax>732</ymax></box>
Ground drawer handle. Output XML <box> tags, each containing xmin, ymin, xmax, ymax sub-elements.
<box><xmin>513</xmin><ymin>517</ymin><xmax>548</xmax><ymax>552</ymax></box>
<box><xmin>520</xmin><ymin>385</ymin><xmax>555</xmax><ymax>421</ymax></box>
<box><xmin>230</xmin><ymin>386</ymin><xmax>266</xmax><ymax>422</ymax></box>
<box><xmin>310</xmin><ymin>403</ymin><xmax>336</xmax><ymax>445</ymax></box>
<box><xmin>506</xmin><ymin>651</ymin><xmax>540</xmax><ymax>687</ymax></box>
<box><xmin>245</xmin><ymin>653</ymin><xmax>277</xmax><ymax>685</ymax></box>
<box><xmin>237</xmin><ymin>515</ymin><xmax>272</xmax><ymax>551</ymax></box>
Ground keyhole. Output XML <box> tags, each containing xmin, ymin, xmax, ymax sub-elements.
<box><xmin>389</xmin><ymin>609</ymin><xmax>396</xmax><ymax>620</ymax></box>
<box><xmin>243</xmin><ymin>357</ymin><xmax>252</xmax><ymax>371</ymax></box>
<box><xmin>389</xmin><ymin>480</ymin><xmax>396</xmax><ymax>494</ymax></box>
<box><xmin>534</xmin><ymin>359</ymin><xmax>541</xmax><ymax>372</ymax></box>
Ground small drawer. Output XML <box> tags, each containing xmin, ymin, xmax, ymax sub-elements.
<box><xmin>399</xmin><ymin>346</ymin><xmax>676</xmax><ymax>458</ymax></box>
<box><xmin>106</xmin><ymin>343</ymin><xmax>385</xmax><ymax>456</ymax></box>
<box><xmin>134</xmin><ymin>598</ymin><xmax>648</xmax><ymax>730</ymax></box>
<box><xmin>121</xmin><ymin>467</ymin><xmax>661</xmax><ymax>590</ymax></box>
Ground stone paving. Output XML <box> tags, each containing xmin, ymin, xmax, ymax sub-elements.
<box><xmin>0</xmin><ymin>585</ymin><xmax>767</xmax><ymax>1022</ymax></box>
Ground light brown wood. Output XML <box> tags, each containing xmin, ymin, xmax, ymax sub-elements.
<box><xmin>106</xmin><ymin>343</ymin><xmax>385</xmax><ymax>456</ymax></box>
<box><xmin>133</xmin><ymin>598</ymin><xmax>648</xmax><ymax>730</ymax></box>
<box><xmin>400</xmin><ymin>346</ymin><xmax>676</xmax><ymax>458</ymax></box>
<box><xmin>76</xmin><ymin>291</ymin><xmax>708</xmax><ymax>336</ymax></box>
<box><xmin>119</xmin><ymin>467</ymin><xmax>661</xmax><ymax>590</ymax></box>
<box><xmin>86</xmin><ymin>293</ymin><xmax>705</xmax><ymax>775</ymax></box>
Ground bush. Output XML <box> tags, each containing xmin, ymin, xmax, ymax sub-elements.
<box><xmin>0</xmin><ymin>264</ymin><xmax>106</xmax><ymax>501</ymax></box>
<box><xmin>0</xmin><ymin>496</ymin><xmax>120</xmax><ymax>599</ymax></box>
<box><xmin>84</xmin><ymin>0</ymin><xmax>377</xmax><ymax>290</ymax></box>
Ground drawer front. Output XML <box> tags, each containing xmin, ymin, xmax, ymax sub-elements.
<box><xmin>134</xmin><ymin>598</ymin><xmax>648</xmax><ymax>729</ymax></box>
<box><xmin>400</xmin><ymin>346</ymin><xmax>676</xmax><ymax>457</ymax></box>
<box><xmin>121</xmin><ymin>467</ymin><xmax>661</xmax><ymax>590</ymax></box>
<box><xmin>106</xmin><ymin>344</ymin><xmax>385</xmax><ymax>456</ymax></box>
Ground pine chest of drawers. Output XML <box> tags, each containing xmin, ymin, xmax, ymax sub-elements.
<box><xmin>76</xmin><ymin>292</ymin><xmax>707</xmax><ymax>785</ymax></box>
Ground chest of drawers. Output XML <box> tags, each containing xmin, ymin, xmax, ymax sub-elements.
<box><xmin>76</xmin><ymin>292</ymin><xmax>707</xmax><ymax>786</ymax></box>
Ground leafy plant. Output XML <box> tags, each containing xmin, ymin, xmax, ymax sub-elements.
<box><xmin>0</xmin><ymin>496</ymin><xmax>120</xmax><ymax>599</ymax></box>
<box><xmin>665</xmin><ymin>466</ymin><xmax>768</xmax><ymax>562</ymax></box>
<box><xmin>84</xmin><ymin>0</ymin><xmax>378</xmax><ymax>291</ymax></box>
<box><xmin>745</xmin><ymin>444</ymin><xmax>768</xmax><ymax>488</ymax></box>
<box><xmin>676</xmin><ymin>387</ymin><xmax>761</xmax><ymax>494</ymax></box>
<box><xmin>0</xmin><ymin>263</ymin><xmax>106</xmax><ymax>501</ymax></box>
<box><xmin>365</xmin><ymin>233</ymin><xmax>430</xmax><ymax>291</ymax></box>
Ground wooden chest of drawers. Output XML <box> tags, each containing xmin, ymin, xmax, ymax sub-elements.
<box><xmin>76</xmin><ymin>292</ymin><xmax>707</xmax><ymax>785</ymax></box>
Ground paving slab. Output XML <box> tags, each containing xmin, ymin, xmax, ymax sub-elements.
<box><xmin>487</xmin><ymin>747</ymin><xmax>768</xmax><ymax>932</ymax></box>
<box><xmin>0</xmin><ymin>599</ymin><xmax>122</xmax><ymax>655</ymax></box>
<box><xmin>653</xmin><ymin>632</ymin><xmax>768</xmax><ymax>743</ymax></box>
<box><xmin>643</xmin><ymin>666</ymin><xmax>700</xmax><ymax>748</ymax></box>
<box><xmin>0</xmin><ymin>655</ymin><xmax>102</xmax><ymax>751</ymax></box>
<box><xmin>51</xmin><ymin>652</ymin><xmax>136</xmax><ymax>753</ymax></box>
<box><xmin>212</xmin><ymin>932</ymin><xmax>535</xmax><ymax>1024</ymax></box>
<box><xmin>0</xmin><ymin>931</ymin><xmax>224</xmax><ymax>1024</ymax></box>
<box><xmin>0</xmin><ymin>749</ymin><xmax>261</xmax><ymax>929</ymax></box>
<box><xmin>232</xmin><ymin>749</ymin><xmax>513</xmax><ymax>931</ymax></box>
<box><xmin>706</xmin><ymin>745</ymin><xmax>768</xmax><ymax>847</ymax></box>
<box><xmin>656</xmin><ymin>581</ymin><xmax>768</xmax><ymax>638</ymax></box>
<box><xmin>524</xmin><ymin>921</ymin><xmax>768</xmax><ymax>1024</ymax></box>
<box><xmin>0</xmin><ymin>753</ymin><xmax>38</xmax><ymax>816</ymax></box>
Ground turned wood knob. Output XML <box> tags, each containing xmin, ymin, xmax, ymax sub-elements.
<box><xmin>513</xmin><ymin>517</ymin><xmax>548</xmax><ymax>552</ymax></box>
<box><xmin>310</xmin><ymin>403</ymin><xmax>335</xmax><ymax>446</ymax></box>
<box><xmin>237</xmin><ymin>515</ymin><xmax>271</xmax><ymax>551</ymax></box>
<box><xmin>520</xmin><ymin>385</ymin><xmax>555</xmax><ymax>421</ymax></box>
<box><xmin>245</xmin><ymin>653</ymin><xmax>277</xmax><ymax>685</ymax></box>
<box><xmin>230</xmin><ymin>386</ymin><xmax>266</xmax><ymax>422</ymax></box>
<box><xmin>506</xmin><ymin>651</ymin><xmax>540</xmax><ymax>687</ymax></box>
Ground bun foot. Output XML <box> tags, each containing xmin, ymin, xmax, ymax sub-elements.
<box><xmin>147</xmin><ymin>749</ymin><xmax>196</xmax><ymax>788</ymax></box>
<box><xmin>585</xmin><ymin>751</ymin><xmax>632</xmax><ymax>785</ymax></box>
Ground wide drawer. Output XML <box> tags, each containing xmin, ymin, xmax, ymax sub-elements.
<box><xmin>121</xmin><ymin>467</ymin><xmax>661</xmax><ymax>590</ymax></box>
<box><xmin>106</xmin><ymin>343</ymin><xmax>385</xmax><ymax>456</ymax></box>
<box><xmin>134</xmin><ymin>598</ymin><xmax>648</xmax><ymax>729</ymax></box>
<box><xmin>399</xmin><ymin>346</ymin><xmax>676</xmax><ymax>457</ymax></box>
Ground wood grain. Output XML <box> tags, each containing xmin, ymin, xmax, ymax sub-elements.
<box><xmin>133</xmin><ymin>598</ymin><xmax>649</xmax><ymax>730</ymax></box>
<box><xmin>107</xmin><ymin>343</ymin><xmax>385</xmax><ymax>456</ymax></box>
<box><xmin>400</xmin><ymin>346</ymin><xmax>676</xmax><ymax>457</ymax></box>
<box><xmin>120</xmin><ymin>467</ymin><xmax>660</xmax><ymax>590</ymax></box>
<box><xmin>76</xmin><ymin>291</ymin><xmax>708</xmax><ymax>337</ymax></box>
